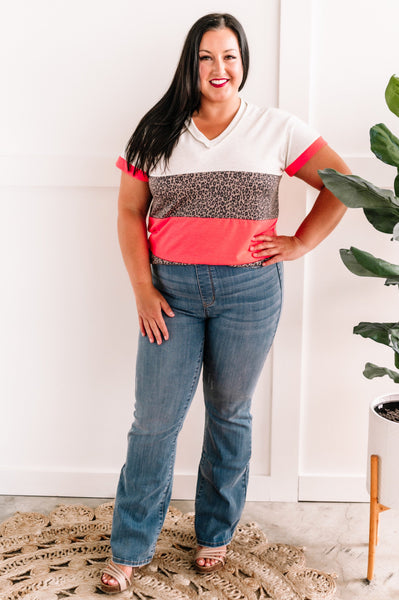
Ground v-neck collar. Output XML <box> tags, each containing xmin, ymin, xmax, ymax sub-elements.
<box><xmin>187</xmin><ymin>99</ymin><xmax>247</xmax><ymax>148</ymax></box>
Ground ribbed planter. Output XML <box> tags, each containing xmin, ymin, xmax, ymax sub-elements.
<box><xmin>367</xmin><ymin>393</ymin><xmax>399</xmax><ymax>509</ymax></box>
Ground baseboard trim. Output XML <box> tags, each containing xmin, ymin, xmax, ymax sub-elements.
<box><xmin>1</xmin><ymin>470</ymin><xmax>369</xmax><ymax>502</ymax></box>
<box><xmin>0</xmin><ymin>468</ymin><xmax>119</xmax><ymax>498</ymax></box>
<box><xmin>298</xmin><ymin>475</ymin><xmax>369</xmax><ymax>502</ymax></box>
<box><xmin>0</xmin><ymin>469</ymin><xmax>273</xmax><ymax>501</ymax></box>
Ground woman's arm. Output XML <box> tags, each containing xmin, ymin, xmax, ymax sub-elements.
<box><xmin>118</xmin><ymin>171</ymin><xmax>174</xmax><ymax>344</ymax></box>
<box><xmin>249</xmin><ymin>145</ymin><xmax>351</xmax><ymax>264</ymax></box>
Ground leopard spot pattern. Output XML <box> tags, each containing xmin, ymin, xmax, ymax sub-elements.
<box><xmin>149</xmin><ymin>171</ymin><xmax>280</xmax><ymax>220</ymax></box>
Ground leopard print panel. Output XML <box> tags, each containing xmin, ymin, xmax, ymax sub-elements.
<box><xmin>148</xmin><ymin>171</ymin><xmax>281</xmax><ymax>220</ymax></box>
<box><xmin>150</xmin><ymin>253</ymin><xmax>265</xmax><ymax>267</ymax></box>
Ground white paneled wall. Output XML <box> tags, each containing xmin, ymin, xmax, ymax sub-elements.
<box><xmin>2</xmin><ymin>0</ymin><xmax>399</xmax><ymax>501</ymax></box>
<box><xmin>1</xmin><ymin>0</ymin><xmax>283</xmax><ymax>500</ymax></box>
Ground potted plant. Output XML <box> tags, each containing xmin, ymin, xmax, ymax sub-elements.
<box><xmin>318</xmin><ymin>74</ymin><xmax>399</xmax><ymax>510</ymax></box>
<box><xmin>318</xmin><ymin>75</ymin><xmax>399</xmax><ymax>580</ymax></box>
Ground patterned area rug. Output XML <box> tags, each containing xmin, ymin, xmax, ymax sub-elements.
<box><xmin>0</xmin><ymin>503</ymin><xmax>337</xmax><ymax>599</ymax></box>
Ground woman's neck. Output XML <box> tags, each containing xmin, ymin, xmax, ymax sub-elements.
<box><xmin>191</xmin><ymin>97</ymin><xmax>242</xmax><ymax>140</ymax></box>
<box><xmin>194</xmin><ymin>96</ymin><xmax>241</xmax><ymax>124</ymax></box>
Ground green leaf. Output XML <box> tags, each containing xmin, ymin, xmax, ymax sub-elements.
<box><xmin>363</xmin><ymin>206</ymin><xmax>399</xmax><ymax>234</ymax></box>
<box><xmin>395</xmin><ymin>172</ymin><xmax>399</xmax><ymax>197</ymax></box>
<box><xmin>390</xmin><ymin>327</ymin><xmax>399</xmax><ymax>354</ymax></box>
<box><xmin>370</xmin><ymin>123</ymin><xmax>399</xmax><ymax>168</ymax></box>
<box><xmin>363</xmin><ymin>362</ymin><xmax>399</xmax><ymax>383</ymax></box>
<box><xmin>354</xmin><ymin>324</ymin><xmax>399</xmax><ymax>366</ymax></box>
<box><xmin>393</xmin><ymin>222</ymin><xmax>399</xmax><ymax>241</ymax></box>
<box><xmin>318</xmin><ymin>168</ymin><xmax>399</xmax><ymax>209</ymax></box>
<box><xmin>352</xmin><ymin>247</ymin><xmax>399</xmax><ymax>277</ymax></box>
<box><xmin>340</xmin><ymin>247</ymin><xmax>399</xmax><ymax>278</ymax></box>
<box><xmin>385</xmin><ymin>74</ymin><xmax>399</xmax><ymax>117</ymax></box>
<box><xmin>354</xmin><ymin>322</ymin><xmax>399</xmax><ymax>348</ymax></box>
<box><xmin>340</xmin><ymin>249</ymin><xmax>378</xmax><ymax>277</ymax></box>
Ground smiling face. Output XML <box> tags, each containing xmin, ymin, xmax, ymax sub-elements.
<box><xmin>198</xmin><ymin>28</ymin><xmax>243</xmax><ymax>107</ymax></box>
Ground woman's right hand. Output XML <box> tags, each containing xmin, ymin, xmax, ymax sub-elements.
<box><xmin>134</xmin><ymin>283</ymin><xmax>175</xmax><ymax>345</ymax></box>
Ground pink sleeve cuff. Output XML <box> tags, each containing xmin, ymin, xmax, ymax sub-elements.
<box><xmin>285</xmin><ymin>137</ymin><xmax>327</xmax><ymax>177</ymax></box>
<box><xmin>116</xmin><ymin>156</ymin><xmax>149</xmax><ymax>182</ymax></box>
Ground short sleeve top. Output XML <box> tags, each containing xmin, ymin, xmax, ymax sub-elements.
<box><xmin>116</xmin><ymin>99</ymin><xmax>326</xmax><ymax>266</ymax></box>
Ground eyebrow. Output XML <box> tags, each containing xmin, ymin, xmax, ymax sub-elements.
<box><xmin>199</xmin><ymin>48</ymin><xmax>238</xmax><ymax>53</ymax></box>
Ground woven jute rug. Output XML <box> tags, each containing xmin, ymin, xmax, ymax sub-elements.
<box><xmin>0</xmin><ymin>502</ymin><xmax>337</xmax><ymax>599</ymax></box>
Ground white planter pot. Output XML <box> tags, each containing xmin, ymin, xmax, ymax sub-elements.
<box><xmin>367</xmin><ymin>393</ymin><xmax>399</xmax><ymax>509</ymax></box>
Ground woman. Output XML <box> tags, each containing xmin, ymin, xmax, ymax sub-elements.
<box><xmin>101</xmin><ymin>13</ymin><xmax>350</xmax><ymax>594</ymax></box>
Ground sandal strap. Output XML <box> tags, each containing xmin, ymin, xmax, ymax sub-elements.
<box><xmin>196</xmin><ymin>546</ymin><xmax>226</xmax><ymax>563</ymax></box>
<box><xmin>102</xmin><ymin>561</ymin><xmax>132</xmax><ymax>591</ymax></box>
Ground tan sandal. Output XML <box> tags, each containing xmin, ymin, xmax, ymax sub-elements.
<box><xmin>194</xmin><ymin>546</ymin><xmax>226</xmax><ymax>573</ymax></box>
<box><xmin>100</xmin><ymin>560</ymin><xmax>139</xmax><ymax>594</ymax></box>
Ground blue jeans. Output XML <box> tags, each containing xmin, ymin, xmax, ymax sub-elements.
<box><xmin>110</xmin><ymin>262</ymin><xmax>283</xmax><ymax>566</ymax></box>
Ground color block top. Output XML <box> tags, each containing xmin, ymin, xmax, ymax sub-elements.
<box><xmin>116</xmin><ymin>99</ymin><xmax>326</xmax><ymax>266</ymax></box>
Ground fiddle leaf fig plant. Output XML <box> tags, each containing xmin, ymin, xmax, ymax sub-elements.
<box><xmin>318</xmin><ymin>74</ymin><xmax>399</xmax><ymax>384</ymax></box>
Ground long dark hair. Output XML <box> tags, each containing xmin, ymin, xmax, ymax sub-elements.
<box><xmin>125</xmin><ymin>13</ymin><xmax>250</xmax><ymax>175</ymax></box>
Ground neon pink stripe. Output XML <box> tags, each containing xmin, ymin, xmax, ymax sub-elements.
<box><xmin>116</xmin><ymin>156</ymin><xmax>149</xmax><ymax>182</ymax></box>
<box><xmin>148</xmin><ymin>217</ymin><xmax>278</xmax><ymax>265</ymax></box>
<box><xmin>285</xmin><ymin>137</ymin><xmax>327</xmax><ymax>176</ymax></box>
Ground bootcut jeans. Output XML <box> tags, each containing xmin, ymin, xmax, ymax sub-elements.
<box><xmin>110</xmin><ymin>262</ymin><xmax>283</xmax><ymax>566</ymax></box>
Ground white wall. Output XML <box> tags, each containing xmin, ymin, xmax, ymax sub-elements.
<box><xmin>1</xmin><ymin>0</ymin><xmax>282</xmax><ymax>499</ymax></box>
<box><xmin>2</xmin><ymin>0</ymin><xmax>399</xmax><ymax>501</ymax></box>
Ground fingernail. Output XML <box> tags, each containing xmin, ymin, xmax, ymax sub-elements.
<box><xmin>249</xmin><ymin>246</ymin><xmax>254</xmax><ymax>251</ymax></box>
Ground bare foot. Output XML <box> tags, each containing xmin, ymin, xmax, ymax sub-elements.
<box><xmin>195</xmin><ymin>545</ymin><xmax>226</xmax><ymax>569</ymax></box>
<box><xmin>101</xmin><ymin>562</ymin><xmax>134</xmax><ymax>590</ymax></box>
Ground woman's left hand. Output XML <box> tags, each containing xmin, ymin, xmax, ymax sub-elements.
<box><xmin>249</xmin><ymin>234</ymin><xmax>308</xmax><ymax>266</ymax></box>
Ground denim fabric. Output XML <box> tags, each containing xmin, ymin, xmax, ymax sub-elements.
<box><xmin>110</xmin><ymin>262</ymin><xmax>283</xmax><ymax>566</ymax></box>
